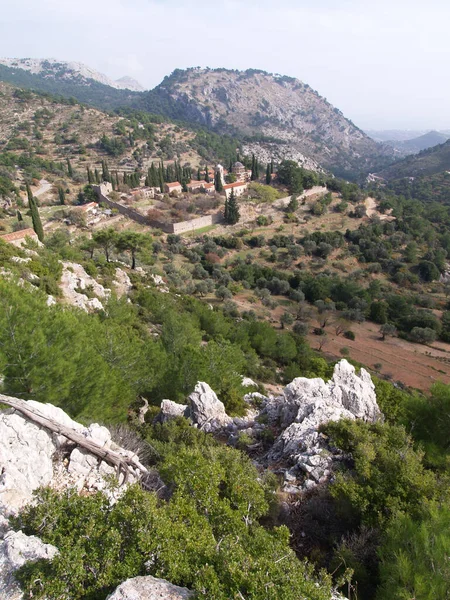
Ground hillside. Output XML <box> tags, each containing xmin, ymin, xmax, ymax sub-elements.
<box><xmin>141</xmin><ymin>68</ymin><xmax>393</xmax><ymax>177</ymax></box>
<box><xmin>384</xmin><ymin>130</ymin><xmax>449</xmax><ymax>156</ymax></box>
<box><xmin>0</xmin><ymin>61</ymin><xmax>140</xmax><ymax>111</ymax></box>
<box><xmin>377</xmin><ymin>139</ymin><xmax>450</xmax><ymax>180</ymax></box>
<box><xmin>0</xmin><ymin>61</ymin><xmax>395</xmax><ymax>178</ymax></box>
<box><xmin>0</xmin><ymin>58</ymin><xmax>145</xmax><ymax>91</ymax></box>
<box><xmin>0</xmin><ymin>81</ymin><xmax>228</xmax><ymax>199</ymax></box>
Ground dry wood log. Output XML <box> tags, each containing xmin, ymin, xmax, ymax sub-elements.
<box><xmin>0</xmin><ymin>393</ymin><xmax>148</xmax><ymax>481</ymax></box>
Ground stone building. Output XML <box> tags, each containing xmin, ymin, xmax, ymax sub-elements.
<box><xmin>223</xmin><ymin>181</ymin><xmax>248</xmax><ymax>199</ymax></box>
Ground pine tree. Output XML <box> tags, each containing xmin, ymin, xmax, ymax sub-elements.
<box><xmin>214</xmin><ymin>171</ymin><xmax>223</xmax><ymax>193</ymax></box>
<box><xmin>66</xmin><ymin>158</ymin><xmax>73</xmax><ymax>178</ymax></box>
<box><xmin>225</xmin><ymin>189</ymin><xmax>240</xmax><ymax>225</ymax></box>
<box><xmin>58</xmin><ymin>187</ymin><xmax>65</xmax><ymax>205</ymax></box>
<box><xmin>26</xmin><ymin>184</ymin><xmax>44</xmax><ymax>242</ymax></box>
<box><xmin>266</xmin><ymin>163</ymin><xmax>271</xmax><ymax>185</ymax></box>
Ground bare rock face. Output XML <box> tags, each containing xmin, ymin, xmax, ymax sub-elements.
<box><xmin>106</xmin><ymin>575</ymin><xmax>193</xmax><ymax>599</ymax></box>
<box><xmin>60</xmin><ymin>261</ymin><xmax>110</xmax><ymax>312</ymax></box>
<box><xmin>188</xmin><ymin>382</ymin><xmax>232</xmax><ymax>432</ymax></box>
<box><xmin>0</xmin><ymin>530</ymin><xmax>58</xmax><ymax>600</ymax></box>
<box><xmin>265</xmin><ymin>360</ymin><xmax>382</xmax><ymax>490</ymax></box>
<box><xmin>0</xmin><ymin>401</ymin><xmax>140</xmax><ymax>517</ymax></box>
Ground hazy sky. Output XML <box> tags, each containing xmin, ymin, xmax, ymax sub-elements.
<box><xmin>0</xmin><ymin>0</ymin><xmax>448</xmax><ymax>130</ymax></box>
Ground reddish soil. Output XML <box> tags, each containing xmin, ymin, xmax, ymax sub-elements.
<box><xmin>308</xmin><ymin>320</ymin><xmax>450</xmax><ymax>392</ymax></box>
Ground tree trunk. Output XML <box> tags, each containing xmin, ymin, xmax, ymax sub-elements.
<box><xmin>0</xmin><ymin>393</ymin><xmax>148</xmax><ymax>481</ymax></box>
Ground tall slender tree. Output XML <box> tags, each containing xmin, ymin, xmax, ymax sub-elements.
<box><xmin>26</xmin><ymin>184</ymin><xmax>44</xmax><ymax>241</ymax></box>
<box><xmin>86</xmin><ymin>166</ymin><xmax>93</xmax><ymax>184</ymax></box>
<box><xmin>214</xmin><ymin>170</ymin><xmax>223</xmax><ymax>193</ymax></box>
<box><xmin>204</xmin><ymin>165</ymin><xmax>210</xmax><ymax>183</ymax></box>
<box><xmin>66</xmin><ymin>158</ymin><xmax>73</xmax><ymax>178</ymax></box>
<box><xmin>225</xmin><ymin>189</ymin><xmax>240</xmax><ymax>225</ymax></box>
<box><xmin>58</xmin><ymin>187</ymin><xmax>66</xmax><ymax>205</ymax></box>
<box><xmin>266</xmin><ymin>163</ymin><xmax>271</xmax><ymax>185</ymax></box>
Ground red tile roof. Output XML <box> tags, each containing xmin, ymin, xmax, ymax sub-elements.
<box><xmin>1</xmin><ymin>228</ymin><xmax>38</xmax><ymax>242</ymax></box>
<box><xmin>223</xmin><ymin>182</ymin><xmax>247</xmax><ymax>189</ymax></box>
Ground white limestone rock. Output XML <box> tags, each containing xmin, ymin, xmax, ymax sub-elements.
<box><xmin>107</xmin><ymin>575</ymin><xmax>193</xmax><ymax>599</ymax></box>
<box><xmin>60</xmin><ymin>261</ymin><xmax>110</xmax><ymax>312</ymax></box>
<box><xmin>265</xmin><ymin>360</ymin><xmax>382</xmax><ymax>489</ymax></box>
<box><xmin>0</xmin><ymin>411</ymin><xmax>55</xmax><ymax>515</ymax></box>
<box><xmin>0</xmin><ymin>530</ymin><xmax>58</xmax><ymax>600</ymax></box>
<box><xmin>188</xmin><ymin>382</ymin><xmax>232</xmax><ymax>432</ymax></box>
<box><xmin>159</xmin><ymin>399</ymin><xmax>189</xmax><ymax>422</ymax></box>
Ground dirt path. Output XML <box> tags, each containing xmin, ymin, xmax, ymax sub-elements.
<box><xmin>364</xmin><ymin>197</ymin><xmax>395</xmax><ymax>221</ymax></box>
<box><xmin>33</xmin><ymin>179</ymin><xmax>52</xmax><ymax>198</ymax></box>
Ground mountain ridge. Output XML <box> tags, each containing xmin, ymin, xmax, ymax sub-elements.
<box><xmin>0</xmin><ymin>57</ymin><xmax>145</xmax><ymax>91</ymax></box>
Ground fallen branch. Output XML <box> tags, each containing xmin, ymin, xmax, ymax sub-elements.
<box><xmin>0</xmin><ymin>393</ymin><xmax>148</xmax><ymax>481</ymax></box>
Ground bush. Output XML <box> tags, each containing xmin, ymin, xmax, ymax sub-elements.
<box><xmin>344</xmin><ymin>330</ymin><xmax>355</xmax><ymax>340</ymax></box>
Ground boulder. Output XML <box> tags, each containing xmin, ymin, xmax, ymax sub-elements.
<box><xmin>106</xmin><ymin>575</ymin><xmax>193</xmax><ymax>599</ymax></box>
<box><xmin>159</xmin><ymin>400</ymin><xmax>190</xmax><ymax>422</ymax></box>
<box><xmin>188</xmin><ymin>382</ymin><xmax>231</xmax><ymax>432</ymax></box>
<box><xmin>0</xmin><ymin>530</ymin><xmax>58</xmax><ymax>600</ymax></box>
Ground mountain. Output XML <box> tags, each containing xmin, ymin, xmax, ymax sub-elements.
<box><xmin>139</xmin><ymin>68</ymin><xmax>393</xmax><ymax>177</ymax></box>
<box><xmin>115</xmin><ymin>75</ymin><xmax>145</xmax><ymax>92</ymax></box>
<box><xmin>376</xmin><ymin>139</ymin><xmax>450</xmax><ymax>181</ymax></box>
<box><xmin>382</xmin><ymin>130</ymin><xmax>449</xmax><ymax>156</ymax></box>
<box><xmin>0</xmin><ymin>58</ymin><xmax>145</xmax><ymax>91</ymax></box>
<box><xmin>0</xmin><ymin>60</ymin><xmax>394</xmax><ymax>177</ymax></box>
<box><xmin>0</xmin><ymin>59</ymin><xmax>142</xmax><ymax>111</ymax></box>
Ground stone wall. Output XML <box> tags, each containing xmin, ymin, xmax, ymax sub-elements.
<box><xmin>94</xmin><ymin>186</ymin><xmax>223</xmax><ymax>234</ymax></box>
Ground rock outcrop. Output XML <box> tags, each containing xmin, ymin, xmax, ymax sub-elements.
<box><xmin>158</xmin><ymin>361</ymin><xmax>382</xmax><ymax>492</ymax></box>
<box><xmin>107</xmin><ymin>575</ymin><xmax>193</xmax><ymax>599</ymax></box>
<box><xmin>0</xmin><ymin>530</ymin><xmax>58</xmax><ymax>600</ymax></box>
<box><xmin>0</xmin><ymin>399</ymin><xmax>143</xmax><ymax>516</ymax></box>
<box><xmin>60</xmin><ymin>261</ymin><xmax>110</xmax><ymax>312</ymax></box>
<box><xmin>264</xmin><ymin>360</ymin><xmax>381</xmax><ymax>491</ymax></box>
<box><xmin>188</xmin><ymin>382</ymin><xmax>232</xmax><ymax>432</ymax></box>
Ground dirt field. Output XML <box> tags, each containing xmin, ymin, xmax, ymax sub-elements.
<box><xmin>308</xmin><ymin>320</ymin><xmax>450</xmax><ymax>392</ymax></box>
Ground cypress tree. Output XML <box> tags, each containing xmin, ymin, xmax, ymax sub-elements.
<box><xmin>251</xmin><ymin>154</ymin><xmax>257</xmax><ymax>181</ymax></box>
<box><xmin>17</xmin><ymin>210</ymin><xmax>23</xmax><ymax>221</ymax></box>
<box><xmin>204</xmin><ymin>165</ymin><xmax>210</xmax><ymax>183</ymax></box>
<box><xmin>224</xmin><ymin>196</ymin><xmax>229</xmax><ymax>222</ymax></box>
<box><xmin>270</xmin><ymin>158</ymin><xmax>274</xmax><ymax>174</ymax></box>
<box><xmin>152</xmin><ymin>163</ymin><xmax>159</xmax><ymax>186</ymax></box>
<box><xmin>225</xmin><ymin>189</ymin><xmax>240</xmax><ymax>225</ymax></box>
<box><xmin>87</xmin><ymin>166</ymin><xmax>93</xmax><ymax>184</ymax></box>
<box><xmin>27</xmin><ymin>184</ymin><xmax>44</xmax><ymax>242</ymax></box>
<box><xmin>102</xmin><ymin>160</ymin><xmax>110</xmax><ymax>182</ymax></box>
<box><xmin>58</xmin><ymin>187</ymin><xmax>65</xmax><ymax>205</ymax></box>
<box><xmin>66</xmin><ymin>158</ymin><xmax>73</xmax><ymax>178</ymax></box>
<box><xmin>255</xmin><ymin>157</ymin><xmax>260</xmax><ymax>179</ymax></box>
<box><xmin>159</xmin><ymin>165</ymin><xmax>165</xmax><ymax>193</ymax></box>
<box><xmin>197</xmin><ymin>167</ymin><xmax>201</xmax><ymax>181</ymax></box>
<box><xmin>214</xmin><ymin>170</ymin><xmax>223</xmax><ymax>193</ymax></box>
<box><xmin>94</xmin><ymin>169</ymin><xmax>100</xmax><ymax>184</ymax></box>
<box><xmin>266</xmin><ymin>163</ymin><xmax>271</xmax><ymax>185</ymax></box>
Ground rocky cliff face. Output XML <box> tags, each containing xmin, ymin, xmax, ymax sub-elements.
<box><xmin>147</xmin><ymin>68</ymin><xmax>393</xmax><ymax>175</ymax></box>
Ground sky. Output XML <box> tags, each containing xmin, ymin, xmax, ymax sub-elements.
<box><xmin>0</xmin><ymin>0</ymin><xmax>448</xmax><ymax>130</ymax></box>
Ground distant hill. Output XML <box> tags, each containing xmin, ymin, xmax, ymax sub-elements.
<box><xmin>382</xmin><ymin>130</ymin><xmax>449</xmax><ymax>156</ymax></box>
<box><xmin>377</xmin><ymin>139</ymin><xmax>450</xmax><ymax>180</ymax></box>
<box><xmin>0</xmin><ymin>58</ymin><xmax>145</xmax><ymax>91</ymax></box>
<box><xmin>0</xmin><ymin>60</ymin><xmax>141</xmax><ymax>111</ymax></box>
<box><xmin>139</xmin><ymin>68</ymin><xmax>393</xmax><ymax>177</ymax></box>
